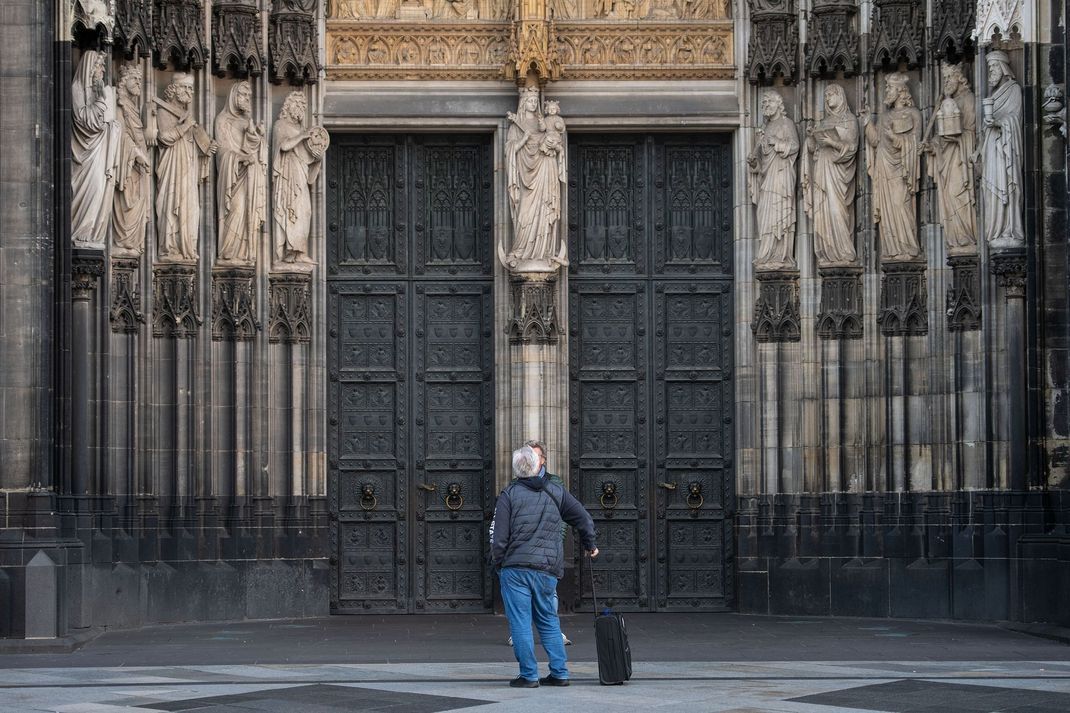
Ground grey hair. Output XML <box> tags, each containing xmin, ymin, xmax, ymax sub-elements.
<box><xmin>523</xmin><ymin>439</ymin><xmax>546</xmax><ymax>453</ymax></box>
<box><xmin>512</xmin><ymin>446</ymin><xmax>540</xmax><ymax>479</ymax></box>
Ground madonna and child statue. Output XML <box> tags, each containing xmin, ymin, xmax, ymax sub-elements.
<box><xmin>499</xmin><ymin>87</ymin><xmax>569</xmax><ymax>274</ymax></box>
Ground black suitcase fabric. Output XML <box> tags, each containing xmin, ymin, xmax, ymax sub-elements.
<box><xmin>589</xmin><ymin>561</ymin><xmax>632</xmax><ymax>685</ymax></box>
<box><xmin>594</xmin><ymin>611</ymin><xmax>632</xmax><ymax>684</ymax></box>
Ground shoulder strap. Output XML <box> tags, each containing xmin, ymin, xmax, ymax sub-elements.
<box><xmin>545</xmin><ymin>481</ymin><xmax>564</xmax><ymax>513</ymax></box>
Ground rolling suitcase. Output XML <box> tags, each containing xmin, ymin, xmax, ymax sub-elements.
<box><xmin>590</xmin><ymin>559</ymin><xmax>632</xmax><ymax>685</ymax></box>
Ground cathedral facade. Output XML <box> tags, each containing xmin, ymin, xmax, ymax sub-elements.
<box><xmin>1</xmin><ymin>0</ymin><xmax>1067</xmax><ymax>638</ymax></box>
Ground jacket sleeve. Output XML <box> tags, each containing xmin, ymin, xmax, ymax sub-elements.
<box><xmin>489</xmin><ymin>490</ymin><xmax>511</xmax><ymax>568</ymax></box>
<box><xmin>559</xmin><ymin>489</ymin><xmax>597</xmax><ymax>551</ymax></box>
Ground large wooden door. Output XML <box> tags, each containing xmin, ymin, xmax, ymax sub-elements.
<box><xmin>327</xmin><ymin>135</ymin><xmax>495</xmax><ymax>614</ymax></box>
<box><xmin>569</xmin><ymin>134</ymin><xmax>735</xmax><ymax>612</ymax></box>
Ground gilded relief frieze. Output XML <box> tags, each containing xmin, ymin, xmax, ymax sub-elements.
<box><xmin>325</xmin><ymin>0</ymin><xmax>734</xmax><ymax>80</ymax></box>
<box><xmin>327</xmin><ymin>24</ymin><xmax>512</xmax><ymax>80</ymax></box>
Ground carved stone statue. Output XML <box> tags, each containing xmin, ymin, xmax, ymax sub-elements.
<box><xmin>155</xmin><ymin>73</ymin><xmax>216</xmax><ymax>262</ymax></box>
<box><xmin>112</xmin><ymin>64</ymin><xmax>151</xmax><ymax>257</ymax></box>
<box><xmin>748</xmin><ymin>89</ymin><xmax>799</xmax><ymax>271</ymax></box>
<box><xmin>502</xmin><ymin>88</ymin><xmax>568</xmax><ymax>271</ymax></box>
<box><xmin>804</xmin><ymin>84</ymin><xmax>858</xmax><ymax>267</ymax></box>
<box><xmin>72</xmin><ymin>49</ymin><xmax>120</xmax><ymax>249</ymax></box>
<box><xmin>864</xmin><ymin>72</ymin><xmax>923</xmax><ymax>262</ymax></box>
<box><xmin>922</xmin><ymin>63</ymin><xmax>977</xmax><ymax>256</ymax></box>
<box><xmin>215</xmin><ymin>81</ymin><xmax>266</xmax><ymax>266</ymax></box>
<box><xmin>273</xmin><ymin>91</ymin><xmax>329</xmax><ymax>267</ymax></box>
<box><xmin>979</xmin><ymin>50</ymin><xmax>1024</xmax><ymax>251</ymax></box>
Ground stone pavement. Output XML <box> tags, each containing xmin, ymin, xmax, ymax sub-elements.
<box><xmin>1</xmin><ymin>614</ymin><xmax>1069</xmax><ymax>712</ymax></box>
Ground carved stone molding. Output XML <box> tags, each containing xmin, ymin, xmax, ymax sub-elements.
<box><xmin>555</xmin><ymin>23</ymin><xmax>733</xmax><ymax>80</ymax></box>
<box><xmin>152</xmin><ymin>263</ymin><xmax>201</xmax><ymax>338</ymax></box>
<box><xmin>1043</xmin><ymin>84</ymin><xmax>1066</xmax><ymax>140</ymax></box>
<box><xmin>817</xmin><ymin>266</ymin><xmax>863</xmax><ymax>340</ymax></box>
<box><xmin>72</xmin><ymin>250</ymin><xmax>106</xmax><ymax>302</ymax></box>
<box><xmin>747</xmin><ymin>0</ymin><xmax>797</xmax><ymax>84</ymax></box>
<box><xmin>806</xmin><ymin>0</ymin><xmax>859</xmax><ymax>77</ymax></box>
<box><xmin>211</xmin><ymin>268</ymin><xmax>259</xmax><ymax>341</ymax></box>
<box><xmin>931</xmin><ymin>0</ymin><xmax>974</xmax><ymax>60</ymax></box>
<box><xmin>990</xmin><ymin>249</ymin><xmax>1027</xmax><ymax>298</ymax></box>
<box><xmin>115</xmin><ymin>0</ymin><xmax>154</xmax><ymax>58</ymax></box>
<box><xmin>268</xmin><ymin>272</ymin><xmax>312</xmax><ymax>344</ymax></box>
<box><xmin>212</xmin><ymin>0</ymin><xmax>264</xmax><ymax>77</ymax></box>
<box><xmin>945</xmin><ymin>255</ymin><xmax>981</xmax><ymax>332</ymax></box>
<box><xmin>877</xmin><ymin>261</ymin><xmax>927</xmax><ymax>336</ymax></box>
<box><xmin>327</xmin><ymin>24</ymin><xmax>510</xmax><ymax>80</ymax></box>
<box><xmin>110</xmin><ymin>257</ymin><xmax>145</xmax><ymax>333</ymax></box>
<box><xmin>752</xmin><ymin>271</ymin><xmax>801</xmax><ymax>343</ymax></box>
<box><xmin>508</xmin><ymin>273</ymin><xmax>559</xmax><ymax>344</ymax></box>
<box><xmin>270</xmin><ymin>0</ymin><xmax>320</xmax><ymax>85</ymax></box>
<box><xmin>154</xmin><ymin>0</ymin><xmax>208</xmax><ymax>70</ymax></box>
<box><xmin>869</xmin><ymin>0</ymin><xmax>924</xmax><ymax>70</ymax></box>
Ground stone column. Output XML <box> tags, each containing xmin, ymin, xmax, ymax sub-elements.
<box><xmin>507</xmin><ymin>269</ymin><xmax>567</xmax><ymax>477</ymax></box>
<box><xmin>991</xmin><ymin>250</ymin><xmax>1028</xmax><ymax>490</ymax></box>
<box><xmin>71</xmin><ymin>251</ymin><xmax>105</xmax><ymax>496</ymax></box>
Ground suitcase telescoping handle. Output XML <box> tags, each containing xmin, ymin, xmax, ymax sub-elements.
<box><xmin>587</xmin><ymin>552</ymin><xmax>600</xmax><ymax>616</ymax></box>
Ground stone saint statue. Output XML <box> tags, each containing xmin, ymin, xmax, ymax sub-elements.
<box><xmin>273</xmin><ymin>91</ymin><xmax>329</xmax><ymax>267</ymax></box>
<box><xmin>502</xmin><ymin>88</ymin><xmax>568</xmax><ymax>270</ymax></box>
<box><xmin>922</xmin><ymin>63</ymin><xmax>977</xmax><ymax>256</ymax></box>
<box><xmin>804</xmin><ymin>84</ymin><xmax>858</xmax><ymax>267</ymax></box>
<box><xmin>112</xmin><ymin>64</ymin><xmax>151</xmax><ymax>257</ymax></box>
<box><xmin>864</xmin><ymin>72</ymin><xmax>923</xmax><ymax>262</ymax></box>
<box><xmin>72</xmin><ymin>49</ymin><xmax>120</xmax><ymax>249</ymax></box>
<box><xmin>748</xmin><ymin>89</ymin><xmax>799</xmax><ymax>271</ymax></box>
<box><xmin>155</xmin><ymin>73</ymin><xmax>216</xmax><ymax>262</ymax></box>
<box><xmin>215</xmin><ymin>81</ymin><xmax>266</xmax><ymax>266</ymax></box>
<box><xmin>978</xmin><ymin>50</ymin><xmax>1024</xmax><ymax>251</ymax></box>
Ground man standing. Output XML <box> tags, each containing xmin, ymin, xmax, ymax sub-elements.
<box><xmin>490</xmin><ymin>445</ymin><xmax>598</xmax><ymax>688</ymax></box>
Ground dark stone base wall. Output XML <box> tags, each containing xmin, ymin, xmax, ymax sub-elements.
<box><xmin>736</xmin><ymin>491</ymin><xmax>1070</xmax><ymax>626</ymax></box>
<box><xmin>0</xmin><ymin>494</ymin><xmax>329</xmax><ymax>638</ymax></box>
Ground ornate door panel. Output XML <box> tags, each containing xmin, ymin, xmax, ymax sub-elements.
<box><xmin>413</xmin><ymin>283</ymin><xmax>494</xmax><ymax>612</ymax></box>
<box><xmin>328</xmin><ymin>135</ymin><xmax>493</xmax><ymax>614</ymax></box>
<box><xmin>569</xmin><ymin>283</ymin><xmax>652</xmax><ymax>610</ymax></box>
<box><xmin>570</xmin><ymin>134</ymin><xmax>734</xmax><ymax>613</ymax></box>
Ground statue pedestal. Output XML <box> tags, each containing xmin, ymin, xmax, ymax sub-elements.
<box><xmin>877</xmin><ymin>260</ymin><xmax>927</xmax><ymax>337</ymax></box>
<box><xmin>751</xmin><ymin>270</ymin><xmax>800</xmax><ymax>343</ymax></box>
<box><xmin>817</xmin><ymin>265</ymin><xmax>863</xmax><ymax>340</ymax></box>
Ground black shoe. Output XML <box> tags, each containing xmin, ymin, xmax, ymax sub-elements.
<box><xmin>510</xmin><ymin>676</ymin><xmax>539</xmax><ymax>688</ymax></box>
<box><xmin>539</xmin><ymin>675</ymin><xmax>570</xmax><ymax>687</ymax></box>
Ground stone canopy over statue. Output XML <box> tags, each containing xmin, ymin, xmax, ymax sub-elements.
<box><xmin>499</xmin><ymin>87</ymin><xmax>569</xmax><ymax>274</ymax></box>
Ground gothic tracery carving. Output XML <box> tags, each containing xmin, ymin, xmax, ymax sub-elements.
<box><xmin>752</xmin><ymin>273</ymin><xmax>801</xmax><ymax>342</ymax></box>
<box><xmin>115</xmin><ymin>0</ymin><xmax>154</xmax><ymax>58</ymax></box>
<box><xmin>931</xmin><ymin>0</ymin><xmax>974</xmax><ymax>60</ymax></box>
<box><xmin>869</xmin><ymin>0</ymin><xmax>924</xmax><ymax>70</ymax></box>
<box><xmin>154</xmin><ymin>0</ymin><xmax>208</xmax><ymax>70</ymax></box>
<box><xmin>806</xmin><ymin>0</ymin><xmax>859</xmax><ymax>77</ymax></box>
<box><xmin>270</xmin><ymin>0</ymin><xmax>321</xmax><ymax>85</ymax></box>
<box><xmin>153</xmin><ymin>264</ymin><xmax>201</xmax><ymax>338</ymax></box>
<box><xmin>213</xmin><ymin>0</ymin><xmax>265</xmax><ymax>77</ymax></box>
<box><xmin>110</xmin><ymin>258</ymin><xmax>145</xmax><ymax>333</ymax></box>
<box><xmin>746</xmin><ymin>0</ymin><xmax>796</xmax><ymax>84</ymax></box>
<box><xmin>212</xmin><ymin>269</ymin><xmax>260</xmax><ymax>340</ymax></box>
<box><xmin>269</xmin><ymin>273</ymin><xmax>313</xmax><ymax>343</ymax></box>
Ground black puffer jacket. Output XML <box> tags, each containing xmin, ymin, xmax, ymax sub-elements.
<box><xmin>489</xmin><ymin>475</ymin><xmax>596</xmax><ymax>579</ymax></box>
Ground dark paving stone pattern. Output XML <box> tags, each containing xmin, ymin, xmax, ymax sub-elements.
<box><xmin>791</xmin><ymin>679</ymin><xmax>1070</xmax><ymax>713</ymax></box>
<box><xmin>140</xmin><ymin>683</ymin><xmax>490</xmax><ymax>712</ymax></box>
<box><xmin>2</xmin><ymin>614</ymin><xmax>1068</xmax><ymax>669</ymax></box>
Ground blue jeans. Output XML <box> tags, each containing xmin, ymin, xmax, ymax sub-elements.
<box><xmin>499</xmin><ymin>566</ymin><xmax>568</xmax><ymax>681</ymax></box>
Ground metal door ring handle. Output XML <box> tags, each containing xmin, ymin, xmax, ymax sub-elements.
<box><xmin>600</xmin><ymin>492</ymin><xmax>618</xmax><ymax>509</ymax></box>
<box><xmin>445</xmin><ymin>493</ymin><xmax>464</xmax><ymax>511</ymax></box>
